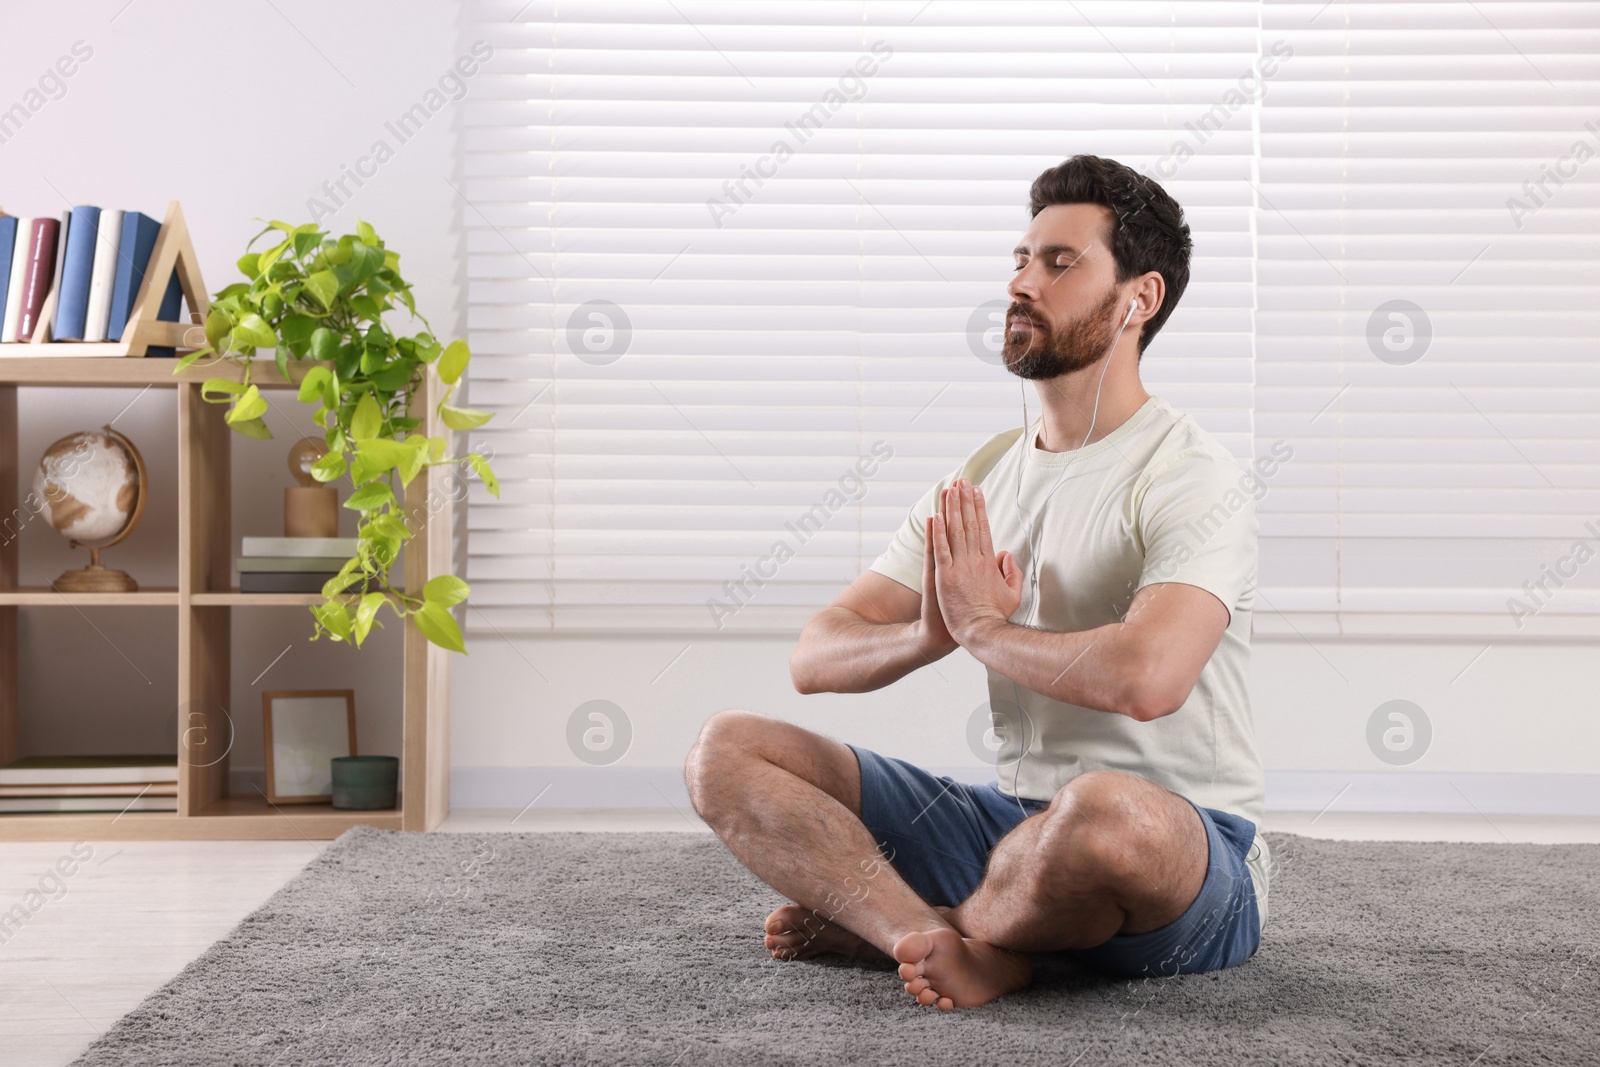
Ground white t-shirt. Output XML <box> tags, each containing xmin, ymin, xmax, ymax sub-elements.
<box><xmin>869</xmin><ymin>394</ymin><xmax>1271</xmax><ymax>930</ymax></box>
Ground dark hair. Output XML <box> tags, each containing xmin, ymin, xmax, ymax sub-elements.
<box><xmin>1027</xmin><ymin>155</ymin><xmax>1192</xmax><ymax>357</ymax></box>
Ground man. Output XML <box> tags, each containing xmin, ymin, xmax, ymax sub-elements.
<box><xmin>684</xmin><ymin>154</ymin><xmax>1270</xmax><ymax>1010</ymax></box>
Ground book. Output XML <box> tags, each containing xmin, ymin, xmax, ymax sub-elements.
<box><xmin>15</xmin><ymin>216</ymin><xmax>61</xmax><ymax>341</ymax></box>
<box><xmin>81</xmin><ymin>208</ymin><xmax>122</xmax><ymax>343</ymax></box>
<box><xmin>0</xmin><ymin>782</ymin><xmax>178</xmax><ymax>798</ymax></box>
<box><xmin>0</xmin><ymin>216</ymin><xmax>15</xmax><ymax>340</ymax></box>
<box><xmin>0</xmin><ymin>795</ymin><xmax>177</xmax><ymax>814</ymax></box>
<box><xmin>106</xmin><ymin>210</ymin><xmax>183</xmax><ymax>354</ymax></box>
<box><xmin>0</xmin><ymin>754</ymin><xmax>178</xmax><ymax>787</ymax></box>
<box><xmin>236</xmin><ymin>555</ymin><xmax>353</xmax><ymax>573</ymax></box>
<box><xmin>50</xmin><ymin>205</ymin><xmax>100</xmax><ymax>341</ymax></box>
<box><xmin>46</xmin><ymin>209</ymin><xmax>70</xmax><ymax>336</ymax></box>
<box><xmin>241</xmin><ymin>536</ymin><xmax>359</xmax><ymax>557</ymax></box>
<box><xmin>240</xmin><ymin>571</ymin><xmax>362</xmax><ymax>594</ymax></box>
<box><xmin>1</xmin><ymin>216</ymin><xmax>29</xmax><ymax>342</ymax></box>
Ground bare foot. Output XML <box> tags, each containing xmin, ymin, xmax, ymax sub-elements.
<box><xmin>763</xmin><ymin>904</ymin><xmax>889</xmax><ymax>962</ymax></box>
<box><xmin>893</xmin><ymin>928</ymin><xmax>1033</xmax><ymax>1010</ymax></box>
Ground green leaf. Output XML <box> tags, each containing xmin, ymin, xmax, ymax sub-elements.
<box><xmin>438</xmin><ymin>339</ymin><xmax>469</xmax><ymax>384</ymax></box>
<box><xmin>274</xmin><ymin>346</ymin><xmax>290</xmax><ymax>383</ymax></box>
<box><xmin>311</xmin><ymin>601</ymin><xmax>352</xmax><ymax>642</ymax></box>
<box><xmin>370</xmin><ymin>364</ymin><xmax>414</xmax><ymax>393</ymax></box>
<box><xmin>228</xmin><ymin>416</ymin><xmax>273</xmax><ymax>440</ymax></box>
<box><xmin>200</xmin><ymin>378</ymin><xmax>247</xmax><ymax>402</ymax></box>
<box><xmin>321</xmin><ymin>570</ymin><xmax>363</xmax><ymax>599</ymax></box>
<box><xmin>344</xmin><ymin>481</ymin><xmax>395</xmax><ymax>512</ymax></box>
<box><xmin>439</xmin><ymin>405</ymin><xmax>492</xmax><ymax>431</ymax></box>
<box><xmin>279</xmin><ymin>314</ymin><xmax>317</xmax><ymax>351</ymax></box>
<box><xmin>467</xmin><ymin>453</ymin><xmax>499</xmax><ymax>498</ymax></box>
<box><xmin>415</xmin><ymin>602</ymin><xmax>466</xmax><ymax>653</ymax></box>
<box><xmin>350</xmin><ymin>393</ymin><xmax>382</xmax><ymax>441</ymax></box>
<box><xmin>297</xmin><ymin>365</ymin><xmax>333</xmax><ymax>404</ymax></box>
<box><xmin>336</xmin><ymin>343</ymin><xmax>361</xmax><ymax>382</ymax></box>
<box><xmin>424</xmin><ymin>574</ymin><xmax>470</xmax><ymax>608</ymax></box>
<box><xmin>232</xmin><ymin>313</ymin><xmax>277</xmax><ymax>348</ymax></box>
<box><xmin>205</xmin><ymin>307</ymin><xmax>232</xmax><ymax>351</ymax></box>
<box><xmin>236</xmin><ymin>252</ymin><xmax>261</xmax><ymax>279</ymax></box>
<box><xmin>304</xmin><ymin>270</ymin><xmax>339</xmax><ymax>309</ymax></box>
<box><xmin>352</xmin><ymin>591</ymin><xmax>387</xmax><ymax>645</ymax></box>
<box><xmin>357</xmin><ymin>220</ymin><xmax>378</xmax><ymax>245</ymax></box>
<box><xmin>293</xmin><ymin>230</ymin><xmax>322</xmax><ymax>257</ymax></box>
<box><xmin>397</xmin><ymin>438</ymin><xmax>430</xmax><ymax>487</ymax></box>
<box><xmin>350</xmin><ymin>438</ymin><xmax>411</xmax><ymax>483</ymax></box>
<box><xmin>365</xmin><ymin>530</ymin><xmax>400</xmax><ymax>568</ymax></box>
<box><xmin>256</xmin><ymin>239</ymin><xmax>289</xmax><ymax>278</ymax></box>
<box><xmin>309</xmin><ymin>327</ymin><xmax>340</xmax><ymax>363</ymax></box>
<box><xmin>350</xmin><ymin>294</ymin><xmax>380</xmax><ymax>320</ymax></box>
<box><xmin>175</xmin><ymin>347</ymin><xmax>212</xmax><ymax>371</ymax></box>
<box><xmin>226</xmin><ymin>384</ymin><xmax>269</xmax><ymax>424</ymax></box>
<box><xmin>311</xmin><ymin>449</ymin><xmax>346</xmax><ymax>482</ymax></box>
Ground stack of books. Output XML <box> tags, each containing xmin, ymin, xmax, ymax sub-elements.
<box><xmin>0</xmin><ymin>205</ymin><xmax>183</xmax><ymax>351</ymax></box>
<box><xmin>0</xmin><ymin>755</ymin><xmax>178</xmax><ymax>813</ymax></box>
<box><xmin>239</xmin><ymin>536</ymin><xmax>362</xmax><ymax>593</ymax></box>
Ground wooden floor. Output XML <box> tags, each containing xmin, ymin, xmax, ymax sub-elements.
<box><xmin>3</xmin><ymin>810</ymin><xmax>1597</xmax><ymax>1067</ymax></box>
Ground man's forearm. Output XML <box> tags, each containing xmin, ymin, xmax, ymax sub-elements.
<box><xmin>959</xmin><ymin>617</ymin><xmax>1155</xmax><ymax>720</ymax></box>
<box><xmin>790</xmin><ymin>608</ymin><xmax>951</xmax><ymax>694</ymax></box>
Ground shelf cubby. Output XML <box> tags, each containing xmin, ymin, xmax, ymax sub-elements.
<box><xmin>0</xmin><ymin>357</ymin><xmax>452</xmax><ymax>840</ymax></box>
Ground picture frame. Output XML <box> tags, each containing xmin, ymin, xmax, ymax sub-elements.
<box><xmin>262</xmin><ymin>689</ymin><xmax>357</xmax><ymax>804</ymax></box>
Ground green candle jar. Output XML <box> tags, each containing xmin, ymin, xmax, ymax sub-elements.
<box><xmin>331</xmin><ymin>755</ymin><xmax>399</xmax><ymax>810</ymax></box>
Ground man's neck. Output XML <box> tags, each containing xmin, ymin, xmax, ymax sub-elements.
<box><xmin>1029</xmin><ymin>343</ymin><xmax>1150</xmax><ymax>453</ymax></box>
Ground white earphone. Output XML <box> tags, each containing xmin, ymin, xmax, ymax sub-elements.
<box><xmin>1122</xmin><ymin>298</ymin><xmax>1141</xmax><ymax>326</ymax></box>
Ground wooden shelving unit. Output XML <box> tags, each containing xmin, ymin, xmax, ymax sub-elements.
<box><xmin>0</xmin><ymin>359</ymin><xmax>454</xmax><ymax>841</ymax></box>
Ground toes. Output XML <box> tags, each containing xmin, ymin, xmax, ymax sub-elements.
<box><xmin>897</xmin><ymin>961</ymin><xmax>922</xmax><ymax>982</ymax></box>
<box><xmin>916</xmin><ymin>987</ymin><xmax>940</xmax><ymax>1007</ymax></box>
<box><xmin>904</xmin><ymin>977</ymin><xmax>931</xmax><ymax>997</ymax></box>
<box><xmin>936</xmin><ymin>996</ymin><xmax>954</xmax><ymax>1011</ymax></box>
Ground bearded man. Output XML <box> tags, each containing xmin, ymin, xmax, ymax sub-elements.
<box><xmin>685</xmin><ymin>154</ymin><xmax>1270</xmax><ymax>1009</ymax></box>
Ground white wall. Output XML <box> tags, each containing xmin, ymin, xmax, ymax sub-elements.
<box><xmin>450</xmin><ymin>633</ymin><xmax>1600</xmax><ymax>816</ymax></box>
<box><xmin>4</xmin><ymin>0</ymin><xmax>468</xmax><ymax>779</ymax></box>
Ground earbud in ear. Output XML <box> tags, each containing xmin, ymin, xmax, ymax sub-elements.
<box><xmin>1123</xmin><ymin>300</ymin><xmax>1140</xmax><ymax>325</ymax></box>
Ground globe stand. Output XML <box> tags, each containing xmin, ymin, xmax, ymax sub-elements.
<box><xmin>41</xmin><ymin>425</ymin><xmax>149</xmax><ymax>596</ymax></box>
<box><xmin>54</xmin><ymin>546</ymin><xmax>139</xmax><ymax>593</ymax></box>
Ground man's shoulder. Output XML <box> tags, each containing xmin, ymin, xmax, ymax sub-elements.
<box><xmin>959</xmin><ymin>424</ymin><xmax>1028</xmax><ymax>484</ymax></box>
<box><xmin>1133</xmin><ymin>400</ymin><xmax>1250</xmax><ymax>487</ymax></box>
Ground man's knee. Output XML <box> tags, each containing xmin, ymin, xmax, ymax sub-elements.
<box><xmin>1034</xmin><ymin>771</ymin><xmax>1159</xmax><ymax>887</ymax></box>
<box><xmin>683</xmin><ymin>709</ymin><xmax>769</xmax><ymax>818</ymax></box>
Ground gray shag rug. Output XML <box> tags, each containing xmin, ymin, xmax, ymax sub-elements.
<box><xmin>71</xmin><ymin>826</ymin><xmax>1599</xmax><ymax>1066</ymax></box>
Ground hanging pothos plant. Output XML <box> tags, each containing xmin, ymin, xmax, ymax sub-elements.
<box><xmin>175</xmin><ymin>218</ymin><xmax>499</xmax><ymax>653</ymax></box>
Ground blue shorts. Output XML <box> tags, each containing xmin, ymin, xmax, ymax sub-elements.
<box><xmin>848</xmin><ymin>744</ymin><xmax>1261</xmax><ymax>979</ymax></box>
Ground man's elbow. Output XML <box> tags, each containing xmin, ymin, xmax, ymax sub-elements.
<box><xmin>789</xmin><ymin>648</ymin><xmax>819</xmax><ymax>695</ymax></box>
<box><xmin>1119</xmin><ymin>654</ymin><xmax>1186</xmax><ymax>723</ymax></box>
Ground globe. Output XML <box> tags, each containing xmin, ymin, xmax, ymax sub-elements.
<box><xmin>32</xmin><ymin>426</ymin><xmax>147</xmax><ymax>592</ymax></box>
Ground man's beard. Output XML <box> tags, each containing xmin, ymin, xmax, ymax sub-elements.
<box><xmin>1002</xmin><ymin>286</ymin><xmax>1122</xmax><ymax>380</ymax></box>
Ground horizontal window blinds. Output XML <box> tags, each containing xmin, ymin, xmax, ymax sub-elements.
<box><xmin>463</xmin><ymin>0</ymin><xmax>1264</xmax><ymax>631</ymax></box>
<box><xmin>1256</xmin><ymin>1</ymin><xmax>1600</xmax><ymax>629</ymax></box>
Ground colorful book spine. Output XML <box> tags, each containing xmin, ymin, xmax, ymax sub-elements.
<box><xmin>16</xmin><ymin>216</ymin><xmax>62</xmax><ymax>341</ymax></box>
<box><xmin>105</xmin><ymin>211</ymin><xmax>161</xmax><ymax>342</ymax></box>
<box><xmin>50</xmin><ymin>205</ymin><xmax>101</xmax><ymax>341</ymax></box>
<box><xmin>0</xmin><ymin>216</ymin><xmax>16</xmax><ymax>339</ymax></box>
<box><xmin>0</xmin><ymin>219</ymin><xmax>27</xmax><ymax>343</ymax></box>
<box><xmin>1</xmin><ymin>217</ymin><xmax>32</xmax><ymax>343</ymax></box>
<box><xmin>81</xmin><ymin>208</ymin><xmax>122</xmax><ymax>343</ymax></box>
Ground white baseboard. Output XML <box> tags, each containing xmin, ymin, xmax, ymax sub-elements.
<box><xmin>450</xmin><ymin>767</ymin><xmax>1600</xmax><ymax>817</ymax></box>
